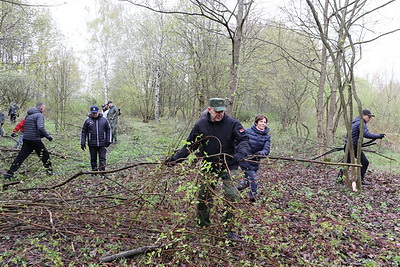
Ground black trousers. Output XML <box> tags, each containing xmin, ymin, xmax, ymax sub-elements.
<box><xmin>89</xmin><ymin>146</ymin><xmax>107</xmax><ymax>171</ymax></box>
<box><xmin>10</xmin><ymin>114</ymin><xmax>17</xmax><ymax>124</ymax></box>
<box><xmin>6</xmin><ymin>139</ymin><xmax>52</xmax><ymax>175</ymax></box>
<box><xmin>347</xmin><ymin>148</ymin><xmax>369</xmax><ymax>179</ymax></box>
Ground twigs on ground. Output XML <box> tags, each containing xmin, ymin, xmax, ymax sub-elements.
<box><xmin>100</xmin><ymin>246</ymin><xmax>159</xmax><ymax>262</ymax></box>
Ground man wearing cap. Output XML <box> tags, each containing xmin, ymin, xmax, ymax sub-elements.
<box><xmin>81</xmin><ymin>105</ymin><xmax>112</xmax><ymax>175</ymax></box>
<box><xmin>8</xmin><ymin>102</ymin><xmax>19</xmax><ymax>124</ymax></box>
<box><xmin>166</xmin><ymin>98</ymin><xmax>250</xmax><ymax>237</ymax></box>
<box><xmin>347</xmin><ymin>109</ymin><xmax>385</xmax><ymax>185</ymax></box>
<box><xmin>106</xmin><ymin>101</ymin><xmax>119</xmax><ymax>144</ymax></box>
<box><xmin>3</xmin><ymin>102</ymin><xmax>53</xmax><ymax>180</ymax></box>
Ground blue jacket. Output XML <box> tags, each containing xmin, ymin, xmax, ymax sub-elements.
<box><xmin>350</xmin><ymin>116</ymin><xmax>381</xmax><ymax>146</ymax></box>
<box><xmin>170</xmin><ymin>113</ymin><xmax>250</xmax><ymax>170</ymax></box>
<box><xmin>81</xmin><ymin>113</ymin><xmax>112</xmax><ymax>147</ymax></box>
<box><xmin>23</xmin><ymin>107</ymin><xmax>51</xmax><ymax>141</ymax></box>
<box><xmin>240</xmin><ymin>124</ymin><xmax>271</xmax><ymax>171</ymax></box>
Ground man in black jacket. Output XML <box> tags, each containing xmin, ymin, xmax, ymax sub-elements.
<box><xmin>81</xmin><ymin>105</ymin><xmax>112</xmax><ymax>174</ymax></box>
<box><xmin>8</xmin><ymin>102</ymin><xmax>19</xmax><ymax>124</ymax></box>
<box><xmin>166</xmin><ymin>98</ymin><xmax>250</xmax><ymax>233</ymax></box>
<box><xmin>347</xmin><ymin>109</ymin><xmax>385</xmax><ymax>185</ymax></box>
<box><xmin>3</xmin><ymin>102</ymin><xmax>53</xmax><ymax>180</ymax></box>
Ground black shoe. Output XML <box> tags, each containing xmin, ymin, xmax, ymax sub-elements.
<box><xmin>361</xmin><ymin>180</ymin><xmax>372</xmax><ymax>185</ymax></box>
<box><xmin>3</xmin><ymin>173</ymin><xmax>15</xmax><ymax>180</ymax></box>
<box><xmin>336</xmin><ymin>169</ymin><xmax>344</xmax><ymax>184</ymax></box>
<box><xmin>227</xmin><ymin>231</ymin><xmax>242</xmax><ymax>241</ymax></box>
<box><xmin>237</xmin><ymin>181</ymin><xmax>249</xmax><ymax>191</ymax></box>
<box><xmin>46</xmin><ymin>169</ymin><xmax>55</xmax><ymax>175</ymax></box>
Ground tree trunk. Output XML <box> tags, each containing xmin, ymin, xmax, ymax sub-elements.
<box><xmin>227</xmin><ymin>0</ymin><xmax>244</xmax><ymax>116</ymax></box>
<box><xmin>316</xmin><ymin>0</ymin><xmax>329</xmax><ymax>156</ymax></box>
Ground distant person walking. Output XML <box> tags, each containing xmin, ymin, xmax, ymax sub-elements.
<box><xmin>3</xmin><ymin>102</ymin><xmax>53</xmax><ymax>180</ymax></box>
<box><xmin>11</xmin><ymin>118</ymin><xmax>25</xmax><ymax>149</ymax></box>
<box><xmin>80</xmin><ymin>105</ymin><xmax>112</xmax><ymax>175</ymax></box>
<box><xmin>8</xmin><ymin>102</ymin><xmax>19</xmax><ymax>124</ymax></box>
<box><xmin>106</xmin><ymin>101</ymin><xmax>119</xmax><ymax>144</ymax></box>
<box><xmin>238</xmin><ymin>115</ymin><xmax>271</xmax><ymax>202</ymax></box>
<box><xmin>346</xmin><ymin>109</ymin><xmax>385</xmax><ymax>185</ymax></box>
<box><xmin>0</xmin><ymin>109</ymin><xmax>5</xmax><ymax>136</ymax></box>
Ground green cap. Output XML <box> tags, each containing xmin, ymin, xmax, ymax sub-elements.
<box><xmin>209</xmin><ymin>98</ymin><xmax>226</xmax><ymax>112</ymax></box>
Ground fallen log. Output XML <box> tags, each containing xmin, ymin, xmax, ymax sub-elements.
<box><xmin>100</xmin><ymin>246</ymin><xmax>159</xmax><ymax>262</ymax></box>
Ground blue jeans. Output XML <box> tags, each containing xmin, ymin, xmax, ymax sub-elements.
<box><xmin>14</xmin><ymin>133</ymin><xmax>24</xmax><ymax>149</ymax></box>
<box><xmin>238</xmin><ymin>170</ymin><xmax>258</xmax><ymax>198</ymax></box>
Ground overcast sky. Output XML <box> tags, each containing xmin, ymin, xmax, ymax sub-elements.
<box><xmin>48</xmin><ymin>0</ymin><xmax>400</xmax><ymax>82</ymax></box>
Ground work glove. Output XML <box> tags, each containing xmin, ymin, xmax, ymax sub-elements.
<box><xmin>105</xmin><ymin>142</ymin><xmax>111</xmax><ymax>148</ymax></box>
<box><xmin>164</xmin><ymin>155</ymin><xmax>181</xmax><ymax>167</ymax></box>
<box><xmin>254</xmin><ymin>151</ymin><xmax>266</xmax><ymax>160</ymax></box>
<box><xmin>11</xmin><ymin>133</ymin><xmax>16</xmax><ymax>137</ymax></box>
<box><xmin>379</xmin><ymin>133</ymin><xmax>385</xmax><ymax>139</ymax></box>
<box><xmin>229</xmin><ymin>153</ymin><xmax>245</xmax><ymax>165</ymax></box>
<box><xmin>81</xmin><ymin>144</ymin><xmax>86</xmax><ymax>150</ymax></box>
<box><xmin>47</xmin><ymin>136</ymin><xmax>53</xmax><ymax>141</ymax></box>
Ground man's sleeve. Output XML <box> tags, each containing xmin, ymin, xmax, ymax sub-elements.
<box><xmin>37</xmin><ymin>114</ymin><xmax>51</xmax><ymax>138</ymax></box>
<box><xmin>80</xmin><ymin>119</ymin><xmax>88</xmax><ymax>144</ymax></box>
<box><xmin>169</xmin><ymin>123</ymin><xmax>201</xmax><ymax>162</ymax></box>
<box><xmin>233</xmin><ymin>121</ymin><xmax>250</xmax><ymax>157</ymax></box>
<box><xmin>363</xmin><ymin>127</ymin><xmax>382</xmax><ymax>139</ymax></box>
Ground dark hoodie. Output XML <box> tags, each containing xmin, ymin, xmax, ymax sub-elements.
<box><xmin>81</xmin><ymin>113</ymin><xmax>112</xmax><ymax>147</ymax></box>
<box><xmin>350</xmin><ymin>116</ymin><xmax>381</xmax><ymax>146</ymax></box>
<box><xmin>170</xmin><ymin>112</ymin><xmax>250</xmax><ymax>170</ymax></box>
<box><xmin>23</xmin><ymin>107</ymin><xmax>51</xmax><ymax>141</ymax></box>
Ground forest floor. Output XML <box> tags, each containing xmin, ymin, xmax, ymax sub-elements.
<box><xmin>0</xmin><ymin>118</ymin><xmax>399</xmax><ymax>266</ymax></box>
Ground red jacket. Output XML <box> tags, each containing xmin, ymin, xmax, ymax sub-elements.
<box><xmin>13</xmin><ymin>118</ymin><xmax>25</xmax><ymax>133</ymax></box>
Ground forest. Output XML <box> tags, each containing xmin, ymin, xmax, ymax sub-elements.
<box><xmin>1</xmin><ymin>0</ymin><xmax>399</xmax><ymax>266</ymax></box>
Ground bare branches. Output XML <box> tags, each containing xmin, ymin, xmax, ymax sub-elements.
<box><xmin>0</xmin><ymin>0</ymin><xmax>63</xmax><ymax>8</ymax></box>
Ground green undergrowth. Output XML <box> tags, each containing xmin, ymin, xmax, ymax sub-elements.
<box><xmin>0</xmin><ymin>117</ymin><xmax>399</xmax><ymax>266</ymax></box>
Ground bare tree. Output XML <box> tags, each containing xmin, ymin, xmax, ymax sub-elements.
<box><xmin>305</xmin><ymin>0</ymin><xmax>400</xmax><ymax>190</ymax></box>
<box><xmin>119</xmin><ymin>0</ymin><xmax>254</xmax><ymax>115</ymax></box>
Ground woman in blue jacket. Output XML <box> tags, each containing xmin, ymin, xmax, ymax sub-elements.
<box><xmin>238</xmin><ymin>115</ymin><xmax>271</xmax><ymax>202</ymax></box>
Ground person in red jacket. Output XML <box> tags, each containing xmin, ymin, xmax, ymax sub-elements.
<box><xmin>12</xmin><ymin>118</ymin><xmax>25</xmax><ymax>149</ymax></box>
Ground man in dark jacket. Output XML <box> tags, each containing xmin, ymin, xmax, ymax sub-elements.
<box><xmin>3</xmin><ymin>102</ymin><xmax>53</xmax><ymax>179</ymax></box>
<box><xmin>81</xmin><ymin>105</ymin><xmax>112</xmax><ymax>174</ymax></box>
<box><xmin>166</xmin><ymin>98</ymin><xmax>250</xmax><ymax>233</ymax></box>
<box><xmin>347</xmin><ymin>109</ymin><xmax>385</xmax><ymax>185</ymax></box>
<box><xmin>8</xmin><ymin>102</ymin><xmax>19</xmax><ymax>124</ymax></box>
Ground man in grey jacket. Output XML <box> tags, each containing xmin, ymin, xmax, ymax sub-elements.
<box><xmin>3</xmin><ymin>102</ymin><xmax>53</xmax><ymax>180</ymax></box>
<box><xmin>81</xmin><ymin>105</ymin><xmax>112</xmax><ymax>174</ymax></box>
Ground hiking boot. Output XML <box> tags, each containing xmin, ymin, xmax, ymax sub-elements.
<box><xmin>3</xmin><ymin>173</ymin><xmax>15</xmax><ymax>180</ymax></box>
<box><xmin>227</xmin><ymin>231</ymin><xmax>242</xmax><ymax>241</ymax></box>
<box><xmin>46</xmin><ymin>169</ymin><xmax>55</xmax><ymax>175</ymax></box>
<box><xmin>361</xmin><ymin>180</ymin><xmax>372</xmax><ymax>185</ymax></box>
<box><xmin>248</xmin><ymin>192</ymin><xmax>258</xmax><ymax>203</ymax></box>
<box><xmin>237</xmin><ymin>181</ymin><xmax>249</xmax><ymax>191</ymax></box>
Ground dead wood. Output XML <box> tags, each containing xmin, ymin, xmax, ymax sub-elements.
<box><xmin>17</xmin><ymin>162</ymin><xmax>158</xmax><ymax>192</ymax></box>
<box><xmin>100</xmin><ymin>246</ymin><xmax>159</xmax><ymax>262</ymax></box>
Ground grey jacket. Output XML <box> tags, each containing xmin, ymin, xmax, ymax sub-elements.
<box><xmin>23</xmin><ymin>107</ymin><xmax>51</xmax><ymax>141</ymax></box>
